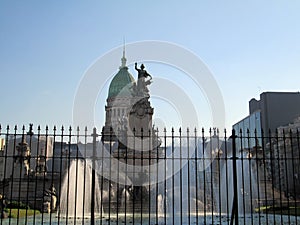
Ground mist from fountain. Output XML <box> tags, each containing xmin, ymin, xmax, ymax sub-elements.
<box><xmin>157</xmin><ymin>194</ymin><xmax>164</xmax><ymax>216</ymax></box>
<box><xmin>59</xmin><ymin>159</ymin><xmax>102</xmax><ymax>218</ymax></box>
<box><xmin>120</xmin><ymin>188</ymin><xmax>131</xmax><ymax>211</ymax></box>
<box><xmin>216</xmin><ymin>150</ymin><xmax>258</xmax><ymax>214</ymax></box>
<box><xmin>152</xmin><ymin>136</ymin><xmax>260</xmax><ymax>217</ymax></box>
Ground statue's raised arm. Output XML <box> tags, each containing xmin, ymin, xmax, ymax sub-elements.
<box><xmin>135</xmin><ymin>62</ymin><xmax>140</xmax><ymax>72</ymax></box>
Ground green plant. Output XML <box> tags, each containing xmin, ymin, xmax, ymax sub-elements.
<box><xmin>6</xmin><ymin>201</ymin><xmax>30</xmax><ymax>210</ymax></box>
<box><xmin>8</xmin><ymin>209</ymin><xmax>40</xmax><ymax>218</ymax></box>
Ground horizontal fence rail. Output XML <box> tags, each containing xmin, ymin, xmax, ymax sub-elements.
<box><xmin>0</xmin><ymin>125</ymin><xmax>299</xmax><ymax>224</ymax></box>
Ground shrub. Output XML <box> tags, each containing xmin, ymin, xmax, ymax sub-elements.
<box><xmin>6</xmin><ymin>201</ymin><xmax>30</xmax><ymax>210</ymax></box>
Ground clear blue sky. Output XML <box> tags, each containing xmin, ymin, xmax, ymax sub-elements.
<box><xmin>1</xmin><ymin>1</ymin><xmax>300</xmax><ymax>131</ymax></box>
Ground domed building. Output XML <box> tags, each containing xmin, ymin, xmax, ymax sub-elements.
<box><xmin>102</xmin><ymin>49</ymin><xmax>156</xmax><ymax>150</ymax></box>
<box><xmin>102</xmin><ymin>49</ymin><xmax>136</xmax><ymax>141</ymax></box>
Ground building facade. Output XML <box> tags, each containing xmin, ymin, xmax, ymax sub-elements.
<box><xmin>233</xmin><ymin>91</ymin><xmax>300</xmax><ymax>148</ymax></box>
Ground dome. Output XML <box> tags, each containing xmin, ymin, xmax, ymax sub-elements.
<box><xmin>108</xmin><ymin>66</ymin><xmax>135</xmax><ymax>98</ymax></box>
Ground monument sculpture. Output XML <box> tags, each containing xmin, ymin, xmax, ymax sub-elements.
<box><xmin>134</xmin><ymin>62</ymin><xmax>152</xmax><ymax>97</ymax></box>
<box><xmin>0</xmin><ymin>194</ymin><xmax>8</xmax><ymax>218</ymax></box>
<box><xmin>43</xmin><ymin>184</ymin><xmax>57</xmax><ymax>213</ymax></box>
<box><xmin>100</xmin><ymin>52</ymin><xmax>162</xmax><ymax>213</ymax></box>
<box><xmin>14</xmin><ymin>136</ymin><xmax>31</xmax><ymax>178</ymax></box>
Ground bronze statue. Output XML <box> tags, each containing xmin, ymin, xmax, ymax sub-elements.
<box><xmin>134</xmin><ymin>63</ymin><xmax>152</xmax><ymax>97</ymax></box>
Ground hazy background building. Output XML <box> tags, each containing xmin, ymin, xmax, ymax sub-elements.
<box><xmin>233</xmin><ymin>91</ymin><xmax>300</xmax><ymax>148</ymax></box>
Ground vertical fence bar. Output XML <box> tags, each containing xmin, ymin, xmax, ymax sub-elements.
<box><xmin>254</xmin><ymin>129</ymin><xmax>261</xmax><ymax>225</ymax></box>
<box><xmin>0</xmin><ymin>125</ymin><xmax>2</xmax><ymax>224</ymax></box>
<box><xmin>261</xmin><ymin>129</ymin><xmax>269</xmax><ymax>225</ymax></box>
<box><xmin>171</xmin><ymin>128</ymin><xmax>175</xmax><ymax>225</ymax></box>
<box><xmin>275</xmin><ymin>129</ymin><xmax>284</xmax><ymax>224</ymax></box>
<box><xmin>100</xmin><ymin>128</ymin><xmax>104</xmax><ymax>225</ymax></box>
<box><xmin>163</xmin><ymin>128</ymin><xmax>167</xmax><ymax>225</ymax></box>
<box><xmin>83</xmin><ymin>127</ymin><xmax>88</xmax><ymax>222</ymax></box>
<box><xmin>116</xmin><ymin>128</ymin><xmax>120</xmax><ymax>224</ymax></box>
<box><xmin>283</xmin><ymin>129</ymin><xmax>291</xmax><ymax>224</ymax></box>
<box><xmin>245</xmin><ymin>129</ymin><xmax>254</xmax><ymax>225</ymax></box>
<box><xmin>296</xmin><ymin>129</ymin><xmax>300</xmax><ymax>225</ymax></box>
<box><xmin>155</xmin><ymin>128</ymin><xmax>159</xmax><ymax>225</ymax></box>
<box><xmin>201</xmin><ymin>128</ymin><xmax>207</xmax><ymax>224</ymax></box>
<box><xmin>73</xmin><ymin>127</ymin><xmax>79</xmax><ymax>224</ymax></box>
<box><xmin>65</xmin><ymin>127</ymin><xmax>72</xmax><ymax>224</ymax></box>
<box><xmin>24</xmin><ymin>125</ymin><xmax>33</xmax><ymax>225</ymax></box>
<box><xmin>217</xmin><ymin>129</ymin><xmax>222</xmax><ymax>225</ymax></box>
<box><xmin>16</xmin><ymin>125</ymin><xmax>25</xmax><ymax>225</ymax></box>
<box><xmin>7</xmin><ymin>125</ymin><xmax>17</xmax><ymax>225</ymax></box>
<box><xmin>42</xmin><ymin>126</ymin><xmax>49</xmax><ymax>224</ymax></box>
<box><xmin>224</xmin><ymin>129</ymin><xmax>230</xmax><ymax>217</ymax></box>
<box><xmin>240</xmin><ymin>129</ymin><xmax>246</xmax><ymax>225</ymax></box>
<box><xmin>194</xmin><ymin>128</ymin><xmax>199</xmax><ymax>225</ymax></box>
<box><xmin>187</xmin><ymin>128</ymin><xmax>191</xmax><ymax>225</ymax></box>
<box><xmin>91</xmin><ymin>127</ymin><xmax>98</xmax><ymax>225</ymax></box>
<box><xmin>179</xmin><ymin>128</ymin><xmax>183</xmax><ymax>225</ymax></box>
<box><xmin>140</xmin><ymin>128</ymin><xmax>143</xmax><ymax>224</ymax></box>
<box><xmin>109</xmin><ymin>127</ymin><xmax>113</xmax><ymax>225</ymax></box>
<box><xmin>148</xmin><ymin>128</ymin><xmax>151</xmax><ymax>225</ymax></box>
<box><xmin>124</xmin><ymin>127</ymin><xmax>128</xmax><ymax>225</ymax></box>
<box><xmin>267</xmin><ymin>128</ymin><xmax>276</xmax><ymax>224</ymax></box>
<box><xmin>132</xmin><ymin>127</ymin><xmax>136</xmax><ymax>225</ymax></box>
<box><xmin>49</xmin><ymin>126</ymin><xmax>56</xmax><ymax>225</ymax></box>
<box><xmin>290</xmin><ymin>129</ymin><xmax>298</xmax><ymax>223</ymax></box>
<box><xmin>1</xmin><ymin>126</ymin><xmax>9</xmax><ymax>225</ymax></box>
<box><xmin>209</xmin><ymin>128</ymin><xmax>214</xmax><ymax>225</ymax></box>
<box><xmin>230</xmin><ymin>129</ymin><xmax>238</xmax><ymax>225</ymax></box>
<box><xmin>57</xmin><ymin>126</ymin><xmax>64</xmax><ymax>225</ymax></box>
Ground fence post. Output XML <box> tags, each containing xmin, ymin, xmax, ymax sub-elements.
<box><xmin>91</xmin><ymin>128</ymin><xmax>98</xmax><ymax>225</ymax></box>
<box><xmin>230</xmin><ymin>129</ymin><xmax>239</xmax><ymax>225</ymax></box>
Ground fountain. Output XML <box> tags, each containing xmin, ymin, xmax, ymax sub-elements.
<box><xmin>46</xmin><ymin>134</ymin><xmax>300</xmax><ymax>224</ymax></box>
<box><xmin>59</xmin><ymin>159</ymin><xmax>102</xmax><ymax>218</ymax></box>
<box><xmin>217</xmin><ymin>150</ymin><xmax>259</xmax><ymax>214</ymax></box>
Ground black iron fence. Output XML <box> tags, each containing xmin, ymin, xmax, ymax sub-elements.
<box><xmin>0</xmin><ymin>125</ymin><xmax>300</xmax><ymax>225</ymax></box>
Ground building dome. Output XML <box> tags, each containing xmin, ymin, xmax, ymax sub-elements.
<box><xmin>107</xmin><ymin>48</ymin><xmax>135</xmax><ymax>98</ymax></box>
<box><xmin>108</xmin><ymin>66</ymin><xmax>135</xmax><ymax>98</ymax></box>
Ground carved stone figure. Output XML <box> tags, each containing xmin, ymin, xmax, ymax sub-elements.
<box><xmin>117</xmin><ymin>115</ymin><xmax>128</xmax><ymax>149</ymax></box>
<box><xmin>43</xmin><ymin>184</ymin><xmax>57</xmax><ymax>212</ymax></box>
<box><xmin>0</xmin><ymin>194</ymin><xmax>8</xmax><ymax>218</ymax></box>
<box><xmin>14</xmin><ymin>137</ymin><xmax>31</xmax><ymax>178</ymax></box>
